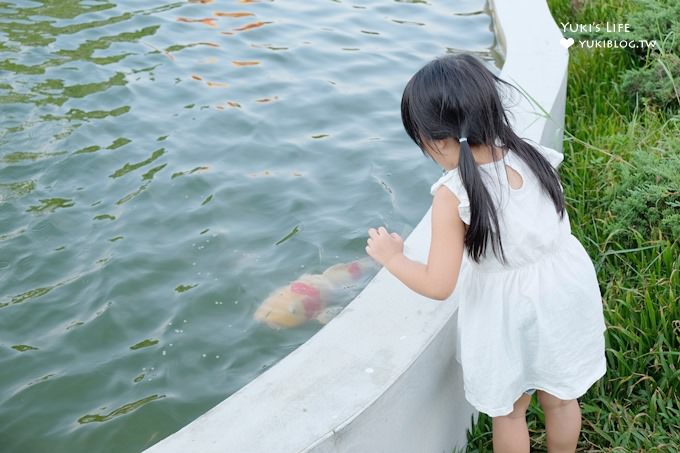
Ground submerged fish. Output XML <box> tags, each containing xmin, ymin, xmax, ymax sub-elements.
<box><xmin>254</xmin><ymin>257</ymin><xmax>379</xmax><ymax>329</ymax></box>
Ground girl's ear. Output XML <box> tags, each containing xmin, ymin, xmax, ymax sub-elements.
<box><xmin>431</xmin><ymin>139</ymin><xmax>446</xmax><ymax>153</ymax></box>
<box><xmin>423</xmin><ymin>140</ymin><xmax>438</xmax><ymax>156</ymax></box>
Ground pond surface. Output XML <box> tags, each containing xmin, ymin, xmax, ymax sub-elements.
<box><xmin>0</xmin><ymin>0</ymin><xmax>502</xmax><ymax>450</ymax></box>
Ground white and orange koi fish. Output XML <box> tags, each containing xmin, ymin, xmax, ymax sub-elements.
<box><xmin>254</xmin><ymin>257</ymin><xmax>379</xmax><ymax>329</ymax></box>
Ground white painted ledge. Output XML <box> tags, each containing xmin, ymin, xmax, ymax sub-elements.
<box><xmin>143</xmin><ymin>1</ymin><xmax>568</xmax><ymax>451</ymax></box>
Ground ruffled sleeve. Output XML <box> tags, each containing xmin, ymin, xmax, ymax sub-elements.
<box><xmin>535</xmin><ymin>143</ymin><xmax>564</xmax><ymax>169</ymax></box>
<box><xmin>430</xmin><ymin>169</ymin><xmax>471</xmax><ymax>225</ymax></box>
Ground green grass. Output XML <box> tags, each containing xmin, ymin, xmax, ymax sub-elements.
<box><xmin>462</xmin><ymin>0</ymin><xmax>680</xmax><ymax>450</ymax></box>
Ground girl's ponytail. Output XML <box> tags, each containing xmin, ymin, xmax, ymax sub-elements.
<box><xmin>457</xmin><ymin>135</ymin><xmax>507</xmax><ymax>264</ymax></box>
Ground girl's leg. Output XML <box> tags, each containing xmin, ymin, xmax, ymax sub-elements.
<box><xmin>536</xmin><ymin>390</ymin><xmax>581</xmax><ymax>453</ymax></box>
<box><xmin>492</xmin><ymin>392</ymin><xmax>532</xmax><ymax>453</ymax></box>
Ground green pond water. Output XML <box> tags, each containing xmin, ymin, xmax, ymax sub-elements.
<box><xmin>0</xmin><ymin>0</ymin><xmax>502</xmax><ymax>451</ymax></box>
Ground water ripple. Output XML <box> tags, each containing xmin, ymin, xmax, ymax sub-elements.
<box><xmin>0</xmin><ymin>0</ymin><xmax>501</xmax><ymax>450</ymax></box>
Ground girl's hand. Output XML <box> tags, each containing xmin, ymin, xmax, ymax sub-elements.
<box><xmin>365</xmin><ymin>226</ymin><xmax>404</xmax><ymax>267</ymax></box>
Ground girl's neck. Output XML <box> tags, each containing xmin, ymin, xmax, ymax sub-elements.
<box><xmin>427</xmin><ymin>138</ymin><xmax>506</xmax><ymax>171</ymax></box>
<box><xmin>470</xmin><ymin>145</ymin><xmax>507</xmax><ymax>165</ymax></box>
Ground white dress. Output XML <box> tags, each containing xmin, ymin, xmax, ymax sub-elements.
<box><xmin>430</xmin><ymin>144</ymin><xmax>607</xmax><ymax>417</ymax></box>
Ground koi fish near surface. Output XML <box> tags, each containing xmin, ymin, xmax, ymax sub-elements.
<box><xmin>254</xmin><ymin>257</ymin><xmax>380</xmax><ymax>329</ymax></box>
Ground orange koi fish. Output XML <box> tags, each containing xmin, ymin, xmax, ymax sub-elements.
<box><xmin>254</xmin><ymin>257</ymin><xmax>379</xmax><ymax>329</ymax></box>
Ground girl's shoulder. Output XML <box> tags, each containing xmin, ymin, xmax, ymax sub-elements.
<box><xmin>430</xmin><ymin>168</ymin><xmax>471</xmax><ymax>224</ymax></box>
<box><xmin>430</xmin><ymin>168</ymin><xmax>463</xmax><ymax>196</ymax></box>
<box><xmin>532</xmin><ymin>143</ymin><xmax>564</xmax><ymax>169</ymax></box>
<box><xmin>490</xmin><ymin>143</ymin><xmax>564</xmax><ymax>172</ymax></box>
<box><xmin>428</xmin><ymin>143</ymin><xmax>564</xmax><ymax>224</ymax></box>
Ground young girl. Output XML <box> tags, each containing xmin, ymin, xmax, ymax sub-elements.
<box><xmin>365</xmin><ymin>53</ymin><xmax>607</xmax><ymax>452</ymax></box>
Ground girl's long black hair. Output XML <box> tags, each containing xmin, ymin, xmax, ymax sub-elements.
<box><xmin>400</xmin><ymin>53</ymin><xmax>565</xmax><ymax>264</ymax></box>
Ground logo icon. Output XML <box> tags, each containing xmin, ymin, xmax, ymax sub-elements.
<box><xmin>560</xmin><ymin>37</ymin><xmax>575</xmax><ymax>48</ymax></box>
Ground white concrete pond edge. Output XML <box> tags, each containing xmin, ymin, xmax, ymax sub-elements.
<box><xmin>144</xmin><ymin>0</ymin><xmax>568</xmax><ymax>451</ymax></box>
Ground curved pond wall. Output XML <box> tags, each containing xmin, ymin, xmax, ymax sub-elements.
<box><xmin>143</xmin><ymin>0</ymin><xmax>568</xmax><ymax>451</ymax></box>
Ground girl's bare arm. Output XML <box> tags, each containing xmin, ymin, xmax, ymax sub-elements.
<box><xmin>385</xmin><ymin>186</ymin><xmax>466</xmax><ymax>300</ymax></box>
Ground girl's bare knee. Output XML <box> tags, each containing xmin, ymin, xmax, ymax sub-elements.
<box><xmin>537</xmin><ymin>390</ymin><xmax>575</xmax><ymax>411</ymax></box>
